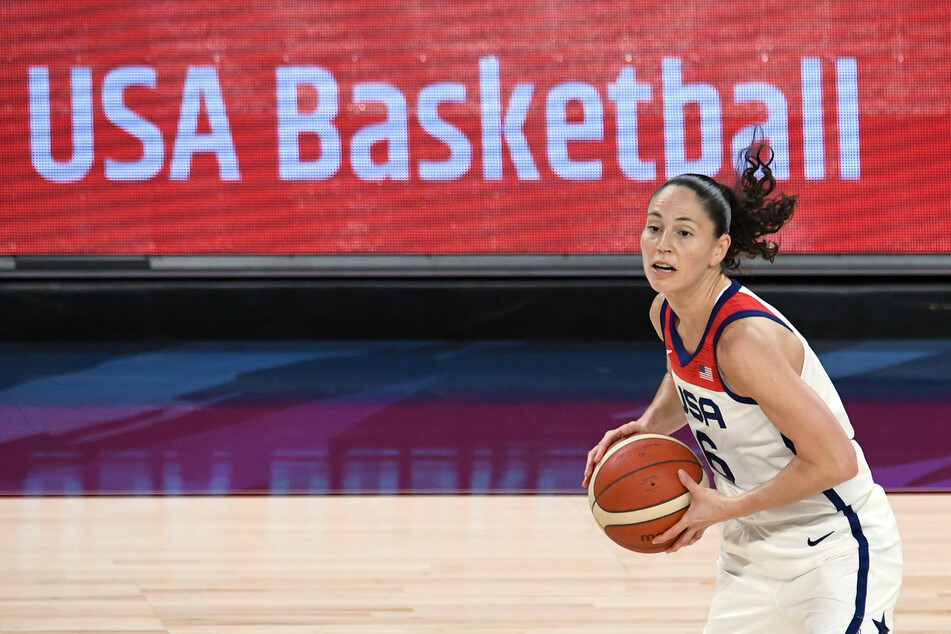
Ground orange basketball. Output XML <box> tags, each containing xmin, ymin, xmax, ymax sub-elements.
<box><xmin>588</xmin><ymin>433</ymin><xmax>708</xmax><ymax>553</ymax></box>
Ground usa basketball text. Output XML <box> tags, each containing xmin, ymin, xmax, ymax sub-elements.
<box><xmin>28</xmin><ymin>57</ymin><xmax>859</xmax><ymax>183</ymax></box>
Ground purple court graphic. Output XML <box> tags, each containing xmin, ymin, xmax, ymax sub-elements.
<box><xmin>1</xmin><ymin>339</ymin><xmax>948</xmax><ymax>494</ymax></box>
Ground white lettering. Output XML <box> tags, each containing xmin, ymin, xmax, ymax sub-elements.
<box><xmin>351</xmin><ymin>82</ymin><xmax>409</xmax><ymax>181</ymax></box>
<box><xmin>418</xmin><ymin>83</ymin><xmax>471</xmax><ymax>180</ymax></box>
<box><xmin>479</xmin><ymin>56</ymin><xmax>539</xmax><ymax>180</ymax></box>
<box><xmin>170</xmin><ymin>66</ymin><xmax>240</xmax><ymax>181</ymax></box>
<box><xmin>28</xmin><ymin>66</ymin><xmax>94</xmax><ymax>182</ymax></box>
<box><xmin>663</xmin><ymin>57</ymin><xmax>723</xmax><ymax>177</ymax></box>
<box><xmin>23</xmin><ymin>58</ymin><xmax>859</xmax><ymax>185</ymax></box>
<box><xmin>546</xmin><ymin>81</ymin><xmax>603</xmax><ymax>180</ymax></box>
<box><xmin>836</xmin><ymin>57</ymin><xmax>860</xmax><ymax>180</ymax></box>
<box><xmin>608</xmin><ymin>67</ymin><xmax>655</xmax><ymax>180</ymax></box>
<box><xmin>801</xmin><ymin>57</ymin><xmax>825</xmax><ymax>180</ymax></box>
<box><xmin>276</xmin><ymin>66</ymin><xmax>341</xmax><ymax>180</ymax></box>
<box><xmin>103</xmin><ymin>66</ymin><xmax>164</xmax><ymax>181</ymax></box>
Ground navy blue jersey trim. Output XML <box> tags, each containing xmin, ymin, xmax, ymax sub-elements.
<box><xmin>711</xmin><ymin>308</ymin><xmax>792</xmax><ymax>404</ymax></box>
<box><xmin>669</xmin><ymin>279</ymin><xmax>741</xmax><ymax>367</ymax></box>
<box><xmin>824</xmin><ymin>489</ymin><xmax>870</xmax><ymax>634</ymax></box>
<box><xmin>780</xmin><ymin>433</ymin><xmax>797</xmax><ymax>455</ymax></box>
<box><xmin>824</xmin><ymin>488</ymin><xmax>847</xmax><ymax>512</ymax></box>
<box><xmin>660</xmin><ymin>299</ymin><xmax>669</xmax><ymax>341</ymax></box>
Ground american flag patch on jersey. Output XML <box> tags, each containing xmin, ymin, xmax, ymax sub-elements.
<box><xmin>698</xmin><ymin>364</ymin><xmax>714</xmax><ymax>381</ymax></box>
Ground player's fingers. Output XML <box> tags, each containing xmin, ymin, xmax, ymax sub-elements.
<box><xmin>601</xmin><ymin>427</ymin><xmax>623</xmax><ymax>448</ymax></box>
<box><xmin>663</xmin><ymin>532</ymin><xmax>685</xmax><ymax>553</ymax></box>
<box><xmin>665</xmin><ymin>527</ymin><xmax>696</xmax><ymax>553</ymax></box>
<box><xmin>683</xmin><ymin>527</ymin><xmax>704</xmax><ymax>546</ymax></box>
<box><xmin>582</xmin><ymin>446</ymin><xmax>600</xmax><ymax>486</ymax></box>
<box><xmin>586</xmin><ymin>436</ymin><xmax>612</xmax><ymax>470</ymax></box>
<box><xmin>583</xmin><ymin>428</ymin><xmax>625</xmax><ymax>487</ymax></box>
<box><xmin>652</xmin><ymin>520</ymin><xmax>685</xmax><ymax>547</ymax></box>
<box><xmin>592</xmin><ymin>439</ymin><xmax>608</xmax><ymax>462</ymax></box>
<box><xmin>678</xmin><ymin>468</ymin><xmax>699</xmax><ymax>490</ymax></box>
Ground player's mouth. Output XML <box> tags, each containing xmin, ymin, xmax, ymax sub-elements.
<box><xmin>652</xmin><ymin>261</ymin><xmax>677</xmax><ymax>274</ymax></box>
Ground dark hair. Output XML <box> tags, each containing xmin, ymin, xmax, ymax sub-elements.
<box><xmin>650</xmin><ymin>141</ymin><xmax>797</xmax><ymax>273</ymax></box>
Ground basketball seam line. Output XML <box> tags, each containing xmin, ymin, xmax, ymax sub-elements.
<box><xmin>603</xmin><ymin>505</ymin><xmax>688</xmax><ymax>527</ymax></box>
<box><xmin>592</xmin><ymin>458</ymin><xmax>703</xmax><ymax>510</ymax></box>
<box><xmin>591</xmin><ymin>470</ymin><xmax>709</xmax><ymax>529</ymax></box>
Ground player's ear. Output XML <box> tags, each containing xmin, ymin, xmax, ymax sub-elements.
<box><xmin>710</xmin><ymin>234</ymin><xmax>731</xmax><ymax>267</ymax></box>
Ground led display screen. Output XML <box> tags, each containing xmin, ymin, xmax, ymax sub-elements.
<box><xmin>2</xmin><ymin>2</ymin><xmax>948</xmax><ymax>255</ymax></box>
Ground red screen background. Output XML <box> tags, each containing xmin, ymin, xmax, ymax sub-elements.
<box><xmin>2</xmin><ymin>1</ymin><xmax>949</xmax><ymax>255</ymax></box>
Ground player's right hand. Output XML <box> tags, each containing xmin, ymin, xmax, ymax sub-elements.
<box><xmin>582</xmin><ymin>425</ymin><xmax>632</xmax><ymax>488</ymax></box>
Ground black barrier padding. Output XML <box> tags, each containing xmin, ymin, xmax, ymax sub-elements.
<box><xmin>0</xmin><ymin>276</ymin><xmax>948</xmax><ymax>341</ymax></box>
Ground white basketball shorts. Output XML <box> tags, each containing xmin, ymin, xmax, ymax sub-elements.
<box><xmin>703</xmin><ymin>485</ymin><xmax>902</xmax><ymax>634</ymax></box>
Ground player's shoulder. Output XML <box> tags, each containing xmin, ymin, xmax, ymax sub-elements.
<box><xmin>716</xmin><ymin>313</ymin><xmax>802</xmax><ymax>378</ymax></box>
<box><xmin>648</xmin><ymin>293</ymin><xmax>667</xmax><ymax>339</ymax></box>
<box><xmin>718</xmin><ymin>283</ymin><xmax>795</xmax><ymax>346</ymax></box>
<box><xmin>717</xmin><ymin>316</ymin><xmax>781</xmax><ymax>352</ymax></box>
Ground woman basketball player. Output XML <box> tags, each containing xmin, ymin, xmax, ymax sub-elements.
<box><xmin>582</xmin><ymin>142</ymin><xmax>903</xmax><ymax>633</ymax></box>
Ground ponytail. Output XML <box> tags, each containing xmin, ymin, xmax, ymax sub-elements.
<box><xmin>721</xmin><ymin>141</ymin><xmax>797</xmax><ymax>272</ymax></box>
<box><xmin>650</xmin><ymin>138</ymin><xmax>797</xmax><ymax>274</ymax></box>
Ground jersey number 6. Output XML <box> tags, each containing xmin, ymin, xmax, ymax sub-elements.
<box><xmin>694</xmin><ymin>430</ymin><xmax>736</xmax><ymax>484</ymax></box>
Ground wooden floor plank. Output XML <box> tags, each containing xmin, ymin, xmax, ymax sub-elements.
<box><xmin>0</xmin><ymin>495</ymin><xmax>944</xmax><ymax>632</ymax></box>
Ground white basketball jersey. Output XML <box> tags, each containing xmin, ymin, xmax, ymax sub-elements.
<box><xmin>661</xmin><ymin>280</ymin><xmax>877</xmax><ymax>525</ymax></box>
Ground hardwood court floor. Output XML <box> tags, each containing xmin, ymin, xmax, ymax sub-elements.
<box><xmin>0</xmin><ymin>494</ymin><xmax>944</xmax><ymax>633</ymax></box>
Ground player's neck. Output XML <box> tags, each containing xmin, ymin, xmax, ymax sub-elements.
<box><xmin>666</xmin><ymin>273</ymin><xmax>732</xmax><ymax>341</ymax></box>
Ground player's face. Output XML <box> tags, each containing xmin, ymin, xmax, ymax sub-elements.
<box><xmin>640</xmin><ymin>185</ymin><xmax>730</xmax><ymax>294</ymax></box>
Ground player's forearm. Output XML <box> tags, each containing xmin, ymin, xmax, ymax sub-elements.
<box><xmin>626</xmin><ymin>372</ymin><xmax>687</xmax><ymax>436</ymax></box>
<box><xmin>723</xmin><ymin>454</ymin><xmax>855</xmax><ymax>520</ymax></box>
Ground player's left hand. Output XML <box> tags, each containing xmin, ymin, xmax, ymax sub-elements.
<box><xmin>652</xmin><ymin>469</ymin><xmax>726</xmax><ymax>553</ymax></box>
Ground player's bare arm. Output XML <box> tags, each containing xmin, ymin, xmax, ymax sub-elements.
<box><xmin>582</xmin><ymin>294</ymin><xmax>688</xmax><ymax>487</ymax></box>
<box><xmin>716</xmin><ymin>317</ymin><xmax>859</xmax><ymax>516</ymax></box>
<box><xmin>655</xmin><ymin>316</ymin><xmax>860</xmax><ymax>551</ymax></box>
